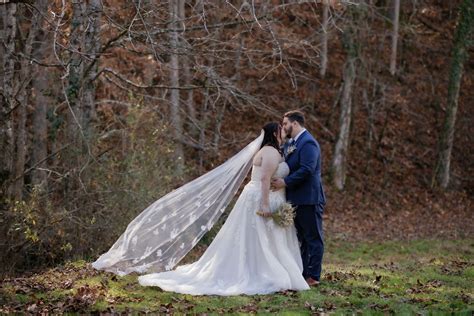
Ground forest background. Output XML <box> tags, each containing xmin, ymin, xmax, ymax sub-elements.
<box><xmin>0</xmin><ymin>0</ymin><xmax>472</xmax><ymax>278</ymax></box>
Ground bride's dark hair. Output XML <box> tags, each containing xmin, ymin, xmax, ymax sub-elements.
<box><xmin>261</xmin><ymin>122</ymin><xmax>282</xmax><ymax>155</ymax></box>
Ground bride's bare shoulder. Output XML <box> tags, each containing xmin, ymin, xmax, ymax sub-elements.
<box><xmin>253</xmin><ymin>146</ymin><xmax>280</xmax><ymax>166</ymax></box>
<box><xmin>260</xmin><ymin>146</ymin><xmax>281</xmax><ymax>160</ymax></box>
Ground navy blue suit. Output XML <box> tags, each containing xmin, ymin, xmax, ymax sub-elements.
<box><xmin>284</xmin><ymin>130</ymin><xmax>326</xmax><ymax>281</ymax></box>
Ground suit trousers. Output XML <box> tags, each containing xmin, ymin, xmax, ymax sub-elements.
<box><xmin>293</xmin><ymin>204</ymin><xmax>324</xmax><ymax>281</ymax></box>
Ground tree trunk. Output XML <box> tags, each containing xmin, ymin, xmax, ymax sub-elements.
<box><xmin>389</xmin><ymin>0</ymin><xmax>400</xmax><ymax>75</ymax></box>
<box><xmin>11</xmin><ymin>1</ymin><xmax>47</xmax><ymax>200</ymax></box>
<box><xmin>82</xmin><ymin>0</ymin><xmax>102</xmax><ymax>147</ymax></box>
<box><xmin>332</xmin><ymin>31</ymin><xmax>357</xmax><ymax>191</ymax></box>
<box><xmin>169</xmin><ymin>0</ymin><xmax>185</xmax><ymax>175</ymax></box>
<box><xmin>434</xmin><ymin>0</ymin><xmax>473</xmax><ymax>189</ymax></box>
<box><xmin>182</xmin><ymin>56</ymin><xmax>196</xmax><ymax>133</ymax></box>
<box><xmin>31</xmin><ymin>71</ymin><xmax>49</xmax><ymax>191</ymax></box>
<box><xmin>198</xmin><ymin>84</ymin><xmax>211</xmax><ymax>172</ymax></box>
<box><xmin>0</xmin><ymin>4</ymin><xmax>17</xmax><ymax>193</ymax></box>
<box><xmin>212</xmin><ymin>102</ymin><xmax>227</xmax><ymax>155</ymax></box>
<box><xmin>179</xmin><ymin>0</ymin><xmax>197</xmax><ymax>133</ymax></box>
<box><xmin>31</xmin><ymin>0</ymin><xmax>50</xmax><ymax>191</ymax></box>
<box><xmin>320</xmin><ymin>0</ymin><xmax>329</xmax><ymax>77</ymax></box>
<box><xmin>62</xmin><ymin>0</ymin><xmax>85</xmax><ymax>205</ymax></box>
<box><xmin>66</xmin><ymin>0</ymin><xmax>85</xmax><ymax>147</ymax></box>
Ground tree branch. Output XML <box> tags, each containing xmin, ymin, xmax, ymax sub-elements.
<box><xmin>99</xmin><ymin>67</ymin><xmax>205</xmax><ymax>90</ymax></box>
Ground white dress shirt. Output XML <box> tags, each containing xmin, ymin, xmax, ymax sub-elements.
<box><xmin>291</xmin><ymin>128</ymin><xmax>307</xmax><ymax>144</ymax></box>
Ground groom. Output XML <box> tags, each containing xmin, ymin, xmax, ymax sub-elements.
<box><xmin>272</xmin><ymin>110</ymin><xmax>326</xmax><ymax>286</ymax></box>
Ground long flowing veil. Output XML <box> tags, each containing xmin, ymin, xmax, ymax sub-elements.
<box><xmin>92</xmin><ymin>131</ymin><xmax>264</xmax><ymax>276</ymax></box>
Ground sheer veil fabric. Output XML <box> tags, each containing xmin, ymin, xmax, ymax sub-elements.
<box><xmin>137</xmin><ymin>160</ymin><xmax>309</xmax><ymax>295</ymax></box>
<box><xmin>92</xmin><ymin>132</ymin><xmax>265</xmax><ymax>276</ymax></box>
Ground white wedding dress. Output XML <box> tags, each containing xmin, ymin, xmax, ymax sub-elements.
<box><xmin>138</xmin><ymin>162</ymin><xmax>309</xmax><ymax>295</ymax></box>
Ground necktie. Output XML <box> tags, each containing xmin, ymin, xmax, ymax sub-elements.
<box><xmin>285</xmin><ymin>140</ymin><xmax>294</xmax><ymax>158</ymax></box>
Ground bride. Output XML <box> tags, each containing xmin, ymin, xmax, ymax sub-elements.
<box><xmin>93</xmin><ymin>122</ymin><xmax>309</xmax><ymax>295</ymax></box>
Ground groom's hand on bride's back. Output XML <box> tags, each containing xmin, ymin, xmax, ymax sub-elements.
<box><xmin>271</xmin><ymin>178</ymin><xmax>286</xmax><ymax>191</ymax></box>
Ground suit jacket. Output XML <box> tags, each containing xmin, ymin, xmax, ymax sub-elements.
<box><xmin>284</xmin><ymin>130</ymin><xmax>326</xmax><ymax>206</ymax></box>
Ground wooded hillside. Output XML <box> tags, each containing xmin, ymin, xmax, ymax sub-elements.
<box><xmin>1</xmin><ymin>0</ymin><xmax>473</xmax><ymax>275</ymax></box>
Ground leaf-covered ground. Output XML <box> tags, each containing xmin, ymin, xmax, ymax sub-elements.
<box><xmin>1</xmin><ymin>239</ymin><xmax>473</xmax><ymax>314</ymax></box>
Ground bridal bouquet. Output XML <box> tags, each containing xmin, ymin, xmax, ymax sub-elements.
<box><xmin>271</xmin><ymin>202</ymin><xmax>295</xmax><ymax>227</ymax></box>
<box><xmin>256</xmin><ymin>202</ymin><xmax>295</xmax><ymax>227</ymax></box>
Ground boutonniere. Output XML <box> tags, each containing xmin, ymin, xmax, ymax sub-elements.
<box><xmin>287</xmin><ymin>144</ymin><xmax>297</xmax><ymax>155</ymax></box>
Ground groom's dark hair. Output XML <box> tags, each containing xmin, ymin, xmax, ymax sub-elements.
<box><xmin>284</xmin><ymin>110</ymin><xmax>305</xmax><ymax>126</ymax></box>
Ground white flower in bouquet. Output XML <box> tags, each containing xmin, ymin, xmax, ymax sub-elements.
<box><xmin>268</xmin><ymin>202</ymin><xmax>295</xmax><ymax>227</ymax></box>
<box><xmin>256</xmin><ymin>202</ymin><xmax>295</xmax><ymax>227</ymax></box>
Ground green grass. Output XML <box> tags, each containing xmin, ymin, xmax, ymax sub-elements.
<box><xmin>1</xmin><ymin>238</ymin><xmax>473</xmax><ymax>314</ymax></box>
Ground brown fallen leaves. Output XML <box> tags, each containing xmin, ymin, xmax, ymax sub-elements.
<box><xmin>406</xmin><ymin>279</ymin><xmax>444</xmax><ymax>295</ymax></box>
<box><xmin>440</xmin><ymin>260</ymin><xmax>472</xmax><ymax>275</ymax></box>
<box><xmin>0</xmin><ymin>263</ymin><xmax>104</xmax><ymax>314</ymax></box>
<box><xmin>1</xmin><ymin>283</ymin><xmax>105</xmax><ymax>314</ymax></box>
<box><xmin>325</xmin><ymin>189</ymin><xmax>473</xmax><ymax>241</ymax></box>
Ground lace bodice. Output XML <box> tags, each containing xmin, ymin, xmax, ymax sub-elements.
<box><xmin>251</xmin><ymin>161</ymin><xmax>290</xmax><ymax>181</ymax></box>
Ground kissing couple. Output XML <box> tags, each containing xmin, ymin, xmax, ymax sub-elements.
<box><xmin>93</xmin><ymin>110</ymin><xmax>326</xmax><ymax>295</ymax></box>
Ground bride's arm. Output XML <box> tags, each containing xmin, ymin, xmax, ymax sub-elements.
<box><xmin>258</xmin><ymin>147</ymin><xmax>280</xmax><ymax>217</ymax></box>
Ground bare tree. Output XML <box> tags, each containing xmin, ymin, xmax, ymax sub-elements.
<box><xmin>82</xmin><ymin>0</ymin><xmax>102</xmax><ymax>144</ymax></box>
<box><xmin>66</xmin><ymin>0</ymin><xmax>85</xmax><ymax>148</ymax></box>
<box><xmin>320</xmin><ymin>0</ymin><xmax>330</xmax><ymax>77</ymax></box>
<box><xmin>332</xmin><ymin>25</ymin><xmax>357</xmax><ymax>190</ymax></box>
<box><xmin>389</xmin><ymin>0</ymin><xmax>400</xmax><ymax>75</ymax></box>
<box><xmin>169</xmin><ymin>0</ymin><xmax>185</xmax><ymax>175</ymax></box>
<box><xmin>433</xmin><ymin>0</ymin><xmax>473</xmax><ymax>189</ymax></box>
<box><xmin>179</xmin><ymin>0</ymin><xmax>197</xmax><ymax>131</ymax></box>
<box><xmin>30</xmin><ymin>0</ymin><xmax>50</xmax><ymax>191</ymax></box>
<box><xmin>10</xmin><ymin>0</ymin><xmax>50</xmax><ymax>199</ymax></box>
<box><xmin>0</xmin><ymin>3</ymin><xmax>17</xmax><ymax>193</ymax></box>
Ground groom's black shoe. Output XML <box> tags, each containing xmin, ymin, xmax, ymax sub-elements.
<box><xmin>306</xmin><ymin>277</ymin><xmax>320</xmax><ymax>287</ymax></box>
